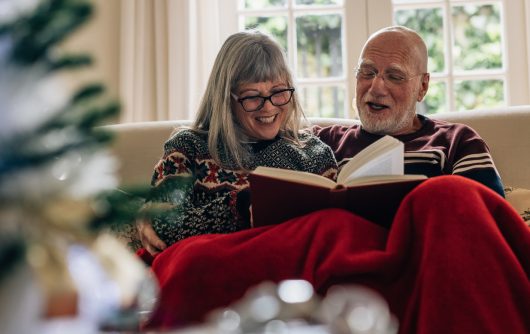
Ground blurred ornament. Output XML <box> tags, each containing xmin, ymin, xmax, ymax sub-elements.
<box><xmin>206</xmin><ymin>280</ymin><xmax>398</xmax><ymax>334</ymax></box>
<box><xmin>0</xmin><ymin>234</ymin><xmax>158</xmax><ymax>334</ymax></box>
<box><xmin>319</xmin><ymin>285</ymin><xmax>398</xmax><ymax>334</ymax></box>
<box><xmin>208</xmin><ymin>279</ymin><xmax>322</xmax><ymax>333</ymax></box>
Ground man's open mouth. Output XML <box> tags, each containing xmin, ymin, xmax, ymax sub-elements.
<box><xmin>367</xmin><ymin>102</ymin><xmax>389</xmax><ymax>111</ymax></box>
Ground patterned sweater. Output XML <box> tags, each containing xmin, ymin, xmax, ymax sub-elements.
<box><xmin>314</xmin><ymin>115</ymin><xmax>504</xmax><ymax>197</ymax></box>
<box><xmin>150</xmin><ymin>129</ymin><xmax>337</xmax><ymax>245</ymax></box>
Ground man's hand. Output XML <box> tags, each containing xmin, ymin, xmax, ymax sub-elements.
<box><xmin>137</xmin><ymin>218</ymin><xmax>167</xmax><ymax>255</ymax></box>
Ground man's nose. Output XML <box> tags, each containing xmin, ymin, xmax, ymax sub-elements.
<box><xmin>368</xmin><ymin>74</ymin><xmax>389</xmax><ymax>95</ymax></box>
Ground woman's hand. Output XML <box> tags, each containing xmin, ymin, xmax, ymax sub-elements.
<box><xmin>137</xmin><ymin>218</ymin><xmax>167</xmax><ymax>255</ymax></box>
<box><xmin>137</xmin><ymin>202</ymin><xmax>174</xmax><ymax>255</ymax></box>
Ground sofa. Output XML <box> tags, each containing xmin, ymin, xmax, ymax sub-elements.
<box><xmin>104</xmin><ymin>105</ymin><xmax>530</xmax><ymax>222</ymax></box>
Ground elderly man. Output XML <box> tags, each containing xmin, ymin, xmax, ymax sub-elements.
<box><xmin>315</xmin><ymin>25</ymin><xmax>505</xmax><ymax>196</ymax></box>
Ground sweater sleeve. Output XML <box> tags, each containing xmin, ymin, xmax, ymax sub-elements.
<box><xmin>148</xmin><ymin>131</ymin><xmax>246</xmax><ymax>245</ymax></box>
<box><xmin>449</xmin><ymin>126</ymin><xmax>505</xmax><ymax>197</ymax></box>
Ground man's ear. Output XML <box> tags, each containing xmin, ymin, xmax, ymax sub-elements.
<box><xmin>417</xmin><ymin>73</ymin><xmax>430</xmax><ymax>102</ymax></box>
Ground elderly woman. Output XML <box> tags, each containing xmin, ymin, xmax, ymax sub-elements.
<box><xmin>137</xmin><ymin>31</ymin><xmax>337</xmax><ymax>255</ymax></box>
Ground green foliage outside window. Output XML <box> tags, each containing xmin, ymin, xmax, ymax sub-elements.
<box><xmin>395</xmin><ymin>3</ymin><xmax>504</xmax><ymax>113</ymax></box>
<box><xmin>242</xmin><ymin>0</ymin><xmax>506</xmax><ymax>116</ymax></box>
<box><xmin>452</xmin><ymin>4</ymin><xmax>502</xmax><ymax>71</ymax></box>
<box><xmin>244</xmin><ymin>10</ymin><xmax>344</xmax><ymax>117</ymax></box>
<box><xmin>422</xmin><ymin>81</ymin><xmax>446</xmax><ymax>115</ymax></box>
<box><xmin>296</xmin><ymin>14</ymin><xmax>342</xmax><ymax>78</ymax></box>
<box><xmin>394</xmin><ymin>8</ymin><xmax>444</xmax><ymax>74</ymax></box>
<box><xmin>244</xmin><ymin>0</ymin><xmax>286</xmax><ymax>10</ymax></box>
<box><xmin>244</xmin><ymin>16</ymin><xmax>288</xmax><ymax>51</ymax></box>
<box><xmin>456</xmin><ymin>80</ymin><xmax>504</xmax><ymax>111</ymax></box>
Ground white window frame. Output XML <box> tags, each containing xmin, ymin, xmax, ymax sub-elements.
<box><xmin>235</xmin><ymin>1</ymin><xmax>350</xmax><ymax>118</ymax></box>
<box><xmin>392</xmin><ymin>0</ymin><xmax>529</xmax><ymax>111</ymax></box>
<box><xmin>504</xmin><ymin>0</ymin><xmax>530</xmax><ymax>106</ymax></box>
<box><xmin>220</xmin><ymin>0</ymin><xmax>392</xmax><ymax>118</ymax></box>
<box><xmin>218</xmin><ymin>0</ymin><xmax>529</xmax><ymax>116</ymax></box>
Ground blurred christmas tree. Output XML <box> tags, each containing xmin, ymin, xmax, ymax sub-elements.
<box><xmin>0</xmin><ymin>0</ymin><xmax>163</xmax><ymax>331</ymax></box>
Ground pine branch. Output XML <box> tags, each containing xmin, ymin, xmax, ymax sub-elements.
<box><xmin>89</xmin><ymin>187</ymin><xmax>152</xmax><ymax>231</ymax></box>
<box><xmin>4</xmin><ymin>0</ymin><xmax>93</xmax><ymax>66</ymax></box>
<box><xmin>0</xmin><ymin>135</ymin><xmax>104</xmax><ymax>177</ymax></box>
<box><xmin>72</xmin><ymin>83</ymin><xmax>106</xmax><ymax>103</ymax></box>
<box><xmin>89</xmin><ymin>177</ymin><xmax>194</xmax><ymax>231</ymax></box>
<box><xmin>28</xmin><ymin>83</ymin><xmax>107</xmax><ymax>135</ymax></box>
<box><xmin>48</xmin><ymin>53</ymin><xmax>92</xmax><ymax>71</ymax></box>
<box><xmin>0</xmin><ymin>82</ymin><xmax>120</xmax><ymax>177</ymax></box>
<box><xmin>0</xmin><ymin>237</ymin><xmax>25</xmax><ymax>285</ymax></box>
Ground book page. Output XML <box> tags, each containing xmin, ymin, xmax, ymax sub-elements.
<box><xmin>341</xmin><ymin>145</ymin><xmax>403</xmax><ymax>184</ymax></box>
<box><xmin>337</xmin><ymin>136</ymin><xmax>404</xmax><ymax>184</ymax></box>
<box><xmin>344</xmin><ymin>174</ymin><xmax>427</xmax><ymax>187</ymax></box>
<box><xmin>252</xmin><ymin>166</ymin><xmax>337</xmax><ymax>189</ymax></box>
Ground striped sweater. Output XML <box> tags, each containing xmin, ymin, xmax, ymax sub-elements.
<box><xmin>314</xmin><ymin>114</ymin><xmax>505</xmax><ymax>197</ymax></box>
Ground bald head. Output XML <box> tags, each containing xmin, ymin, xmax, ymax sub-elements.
<box><xmin>355</xmin><ymin>25</ymin><xmax>430</xmax><ymax>135</ymax></box>
<box><xmin>362</xmin><ymin>26</ymin><xmax>428</xmax><ymax>73</ymax></box>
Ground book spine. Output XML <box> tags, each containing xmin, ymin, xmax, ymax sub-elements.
<box><xmin>329</xmin><ymin>186</ymin><xmax>348</xmax><ymax>210</ymax></box>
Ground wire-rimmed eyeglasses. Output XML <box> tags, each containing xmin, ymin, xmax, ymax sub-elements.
<box><xmin>232</xmin><ymin>88</ymin><xmax>295</xmax><ymax>112</ymax></box>
<box><xmin>355</xmin><ymin>67</ymin><xmax>427</xmax><ymax>87</ymax></box>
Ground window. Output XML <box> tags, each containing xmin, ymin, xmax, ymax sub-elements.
<box><xmin>237</xmin><ymin>0</ymin><xmax>348</xmax><ymax>118</ymax></box>
<box><xmin>221</xmin><ymin>0</ymin><xmax>529</xmax><ymax>118</ymax></box>
<box><xmin>393</xmin><ymin>0</ymin><xmax>506</xmax><ymax>113</ymax></box>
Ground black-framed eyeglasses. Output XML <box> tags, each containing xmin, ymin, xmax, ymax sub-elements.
<box><xmin>355</xmin><ymin>67</ymin><xmax>426</xmax><ymax>87</ymax></box>
<box><xmin>232</xmin><ymin>88</ymin><xmax>295</xmax><ymax>112</ymax></box>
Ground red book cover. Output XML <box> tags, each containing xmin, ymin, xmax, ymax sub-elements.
<box><xmin>249</xmin><ymin>172</ymin><xmax>425</xmax><ymax>229</ymax></box>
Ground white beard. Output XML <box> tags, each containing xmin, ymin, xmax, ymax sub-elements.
<box><xmin>359</xmin><ymin>108</ymin><xmax>416</xmax><ymax>135</ymax></box>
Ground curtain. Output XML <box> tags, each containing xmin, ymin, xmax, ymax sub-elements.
<box><xmin>526</xmin><ymin>0</ymin><xmax>530</xmax><ymax>90</ymax></box>
<box><xmin>119</xmin><ymin>0</ymin><xmax>223</xmax><ymax>122</ymax></box>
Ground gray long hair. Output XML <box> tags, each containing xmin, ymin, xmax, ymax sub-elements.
<box><xmin>193</xmin><ymin>31</ymin><xmax>305</xmax><ymax>170</ymax></box>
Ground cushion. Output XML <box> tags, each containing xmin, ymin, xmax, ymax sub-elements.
<box><xmin>504</xmin><ymin>187</ymin><xmax>530</xmax><ymax>225</ymax></box>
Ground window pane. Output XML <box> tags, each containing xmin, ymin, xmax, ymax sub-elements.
<box><xmin>452</xmin><ymin>4</ymin><xmax>502</xmax><ymax>71</ymax></box>
<box><xmin>296</xmin><ymin>14</ymin><xmax>343</xmax><ymax>78</ymax></box>
<box><xmin>393</xmin><ymin>0</ymin><xmax>442</xmax><ymax>4</ymax></box>
<box><xmin>422</xmin><ymin>81</ymin><xmax>446</xmax><ymax>114</ymax></box>
<box><xmin>299</xmin><ymin>86</ymin><xmax>345</xmax><ymax>118</ymax></box>
<box><xmin>296</xmin><ymin>0</ymin><xmax>343</xmax><ymax>5</ymax></box>
<box><xmin>244</xmin><ymin>16</ymin><xmax>288</xmax><ymax>52</ymax></box>
<box><xmin>394</xmin><ymin>7</ymin><xmax>444</xmax><ymax>73</ymax></box>
<box><xmin>243</xmin><ymin>0</ymin><xmax>286</xmax><ymax>10</ymax></box>
<box><xmin>455</xmin><ymin>80</ymin><xmax>504</xmax><ymax>111</ymax></box>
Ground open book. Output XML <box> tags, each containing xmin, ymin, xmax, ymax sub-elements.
<box><xmin>249</xmin><ymin>135</ymin><xmax>427</xmax><ymax>228</ymax></box>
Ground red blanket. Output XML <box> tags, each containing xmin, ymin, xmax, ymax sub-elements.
<box><xmin>144</xmin><ymin>176</ymin><xmax>530</xmax><ymax>333</ymax></box>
